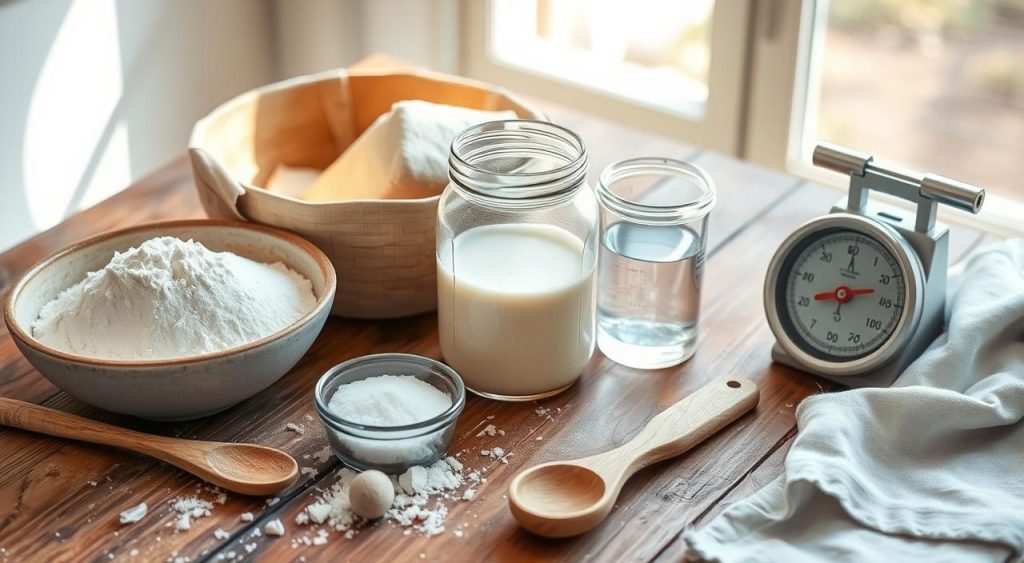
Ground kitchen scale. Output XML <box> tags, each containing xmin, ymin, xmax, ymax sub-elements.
<box><xmin>764</xmin><ymin>143</ymin><xmax>985</xmax><ymax>387</ymax></box>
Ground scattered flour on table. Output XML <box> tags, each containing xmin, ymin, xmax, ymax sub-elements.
<box><xmin>479</xmin><ymin>447</ymin><xmax>505</xmax><ymax>459</ymax></box>
<box><xmin>264</xmin><ymin>519</ymin><xmax>285</xmax><ymax>537</ymax></box>
<box><xmin>294</xmin><ymin>454</ymin><xmax>490</xmax><ymax>544</ymax></box>
<box><xmin>31</xmin><ymin>237</ymin><xmax>316</xmax><ymax>360</ymax></box>
<box><xmin>310</xmin><ymin>446</ymin><xmax>333</xmax><ymax>464</ymax></box>
<box><xmin>475</xmin><ymin>424</ymin><xmax>504</xmax><ymax>437</ymax></box>
<box><xmin>119</xmin><ymin>502</ymin><xmax>148</xmax><ymax>524</ymax></box>
<box><xmin>169</xmin><ymin>497</ymin><xmax>213</xmax><ymax>532</ymax></box>
<box><xmin>534</xmin><ymin>406</ymin><xmax>560</xmax><ymax>419</ymax></box>
<box><xmin>113</xmin><ymin>412</ymin><xmax>519</xmax><ymax>550</ymax></box>
<box><xmin>480</xmin><ymin>447</ymin><xmax>511</xmax><ymax>464</ymax></box>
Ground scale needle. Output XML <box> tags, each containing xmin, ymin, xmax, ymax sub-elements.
<box><xmin>813</xmin><ymin>286</ymin><xmax>875</xmax><ymax>303</ymax></box>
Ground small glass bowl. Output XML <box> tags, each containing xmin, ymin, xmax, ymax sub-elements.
<box><xmin>314</xmin><ymin>353</ymin><xmax>466</xmax><ymax>473</ymax></box>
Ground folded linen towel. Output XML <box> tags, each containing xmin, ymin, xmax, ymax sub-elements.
<box><xmin>685</xmin><ymin>240</ymin><xmax>1024</xmax><ymax>562</ymax></box>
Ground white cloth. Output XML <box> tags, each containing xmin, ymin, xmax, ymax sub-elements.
<box><xmin>685</xmin><ymin>240</ymin><xmax>1024</xmax><ymax>562</ymax></box>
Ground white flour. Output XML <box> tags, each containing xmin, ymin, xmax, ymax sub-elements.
<box><xmin>32</xmin><ymin>237</ymin><xmax>316</xmax><ymax>360</ymax></box>
<box><xmin>169</xmin><ymin>496</ymin><xmax>213</xmax><ymax>532</ymax></box>
<box><xmin>119</xmin><ymin>502</ymin><xmax>147</xmax><ymax>525</ymax></box>
<box><xmin>295</xmin><ymin>455</ymin><xmax>477</xmax><ymax>542</ymax></box>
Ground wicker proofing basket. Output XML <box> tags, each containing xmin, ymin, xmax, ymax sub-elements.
<box><xmin>189</xmin><ymin>68</ymin><xmax>546</xmax><ymax>318</ymax></box>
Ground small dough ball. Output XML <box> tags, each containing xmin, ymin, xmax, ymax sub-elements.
<box><xmin>349</xmin><ymin>470</ymin><xmax>395</xmax><ymax>519</ymax></box>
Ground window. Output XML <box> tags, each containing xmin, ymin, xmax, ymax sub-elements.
<box><xmin>462</xmin><ymin>0</ymin><xmax>752</xmax><ymax>153</ymax></box>
<box><xmin>463</xmin><ymin>0</ymin><xmax>1023</xmax><ymax>230</ymax></box>
<box><xmin>789</xmin><ymin>0</ymin><xmax>1024</xmax><ymax>217</ymax></box>
<box><xmin>488</xmin><ymin>0</ymin><xmax>713</xmax><ymax>117</ymax></box>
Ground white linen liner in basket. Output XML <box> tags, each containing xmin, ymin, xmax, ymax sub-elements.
<box><xmin>189</xmin><ymin>68</ymin><xmax>546</xmax><ymax>318</ymax></box>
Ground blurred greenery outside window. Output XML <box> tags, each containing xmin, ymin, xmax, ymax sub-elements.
<box><xmin>476</xmin><ymin>0</ymin><xmax>1023</xmax><ymax>217</ymax></box>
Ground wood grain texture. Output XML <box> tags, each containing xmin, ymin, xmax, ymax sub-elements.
<box><xmin>213</xmin><ymin>174</ymin><xmax>844</xmax><ymax>563</ymax></box>
<box><xmin>0</xmin><ymin>58</ymin><xmax>993</xmax><ymax>562</ymax></box>
<box><xmin>0</xmin><ymin>398</ymin><xmax>298</xmax><ymax>497</ymax></box>
<box><xmin>508</xmin><ymin>378</ymin><xmax>759</xmax><ymax>538</ymax></box>
<box><xmin>0</xmin><ymin>93</ymin><xmax>715</xmax><ymax>563</ymax></box>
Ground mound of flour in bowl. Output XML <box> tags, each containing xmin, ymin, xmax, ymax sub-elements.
<box><xmin>32</xmin><ymin>236</ymin><xmax>316</xmax><ymax>360</ymax></box>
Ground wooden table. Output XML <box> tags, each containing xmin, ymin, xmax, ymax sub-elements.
<box><xmin>0</xmin><ymin>76</ymin><xmax>991</xmax><ymax>563</ymax></box>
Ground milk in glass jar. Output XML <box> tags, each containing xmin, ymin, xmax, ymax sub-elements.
<box><xmin>437</xmin><ymin>120</ymin><xmax>598</xmax><ymax>400</ymax></box>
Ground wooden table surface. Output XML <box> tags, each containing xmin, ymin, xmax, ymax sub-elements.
<box><xmin>0</xmin><ymin>71</ymin><xmax>992</xmax><ymax>562</ymax></box>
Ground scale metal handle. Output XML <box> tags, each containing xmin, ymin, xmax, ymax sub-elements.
<box><xmin>813</xmin><ymin>143</ymin><xmax>984</xmax><ymax>232</ymax></box>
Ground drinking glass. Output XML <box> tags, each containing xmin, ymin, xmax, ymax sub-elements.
<box><xmin>596</xmin><ymin>158</ymin><xmax>716</xmax><ymax>369</ymax></box>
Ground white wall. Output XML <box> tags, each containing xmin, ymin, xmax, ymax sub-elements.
<box><xmin>0</xmin><ymin>0</ymin><xmax>459</xmax><ymax>251</ymax></box>
<box><xmin>0</xmin><ymin>0</ymin><xmax>276</xmax><ymax>250</ymax></box>
<box><xmin>271</xmin><ymin>0</ymin><xmax>459</xmax><ymax>79</ymax></box>
<box><xmin>272</xmin><ymin>0</ymin><xmax>363</xmax><ymax>78</ymax></box>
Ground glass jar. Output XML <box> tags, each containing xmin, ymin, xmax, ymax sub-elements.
<box><xmin>437</xmin><ymin>120</ymin><xmax>598</xmax><ymax>401</ymax></box>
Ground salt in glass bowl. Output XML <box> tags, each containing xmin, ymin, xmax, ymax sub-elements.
<box><xmin>314</xmin><ymin>353</ymin><xmax>466</xmax><ymax>473</ymax></box>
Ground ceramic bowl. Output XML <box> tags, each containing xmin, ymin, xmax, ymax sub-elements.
<box><xmin>3</xmin><ymin>220</ymin><xmax>336</xmax><ymax>421</ymax></box>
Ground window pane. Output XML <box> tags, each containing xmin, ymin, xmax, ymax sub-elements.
<box><xmin>489</xmin><ymin>0</ymin><xmax>714</xmax><ymax>117</ymax></box>
<box><xmin>805</xmin><ymin>0</ymin><xmax>1024</xmax><ymax>201</ymax></box>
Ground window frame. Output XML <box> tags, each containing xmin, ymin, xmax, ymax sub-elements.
<box><xmin>459</xmin><ymin>0</ymin><xmax>754</xmax><ymax>155</ymax></box>
<box><xmin>743</xmin><ymin>0</ymin><xmax>1024</xmax><ymax>235</ymax></box>
<box><xmin>460</xmin><ymin>0</ymin><xmax>1022</xmax><ymax>234</ymax></box>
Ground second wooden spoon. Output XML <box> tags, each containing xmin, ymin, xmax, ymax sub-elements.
<box><xmin>509</xmin><ymin>377</ymin><xmax>759</xmax><ymax>538</ymax></box>
<box><xmin>0</xmin><ymin>397</ymin><xmax>297</xmax><ymax>496</ymax></box>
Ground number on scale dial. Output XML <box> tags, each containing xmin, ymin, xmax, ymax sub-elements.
<box><xmin>784</xmin><ymin>231</ymin><xmax>905</xmax><ymax>359</ymax></box>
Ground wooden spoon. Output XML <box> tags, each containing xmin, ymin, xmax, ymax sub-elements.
<box><xmin>0</xmin><ymin>397</ymin><xmax>297</xmax><ymax>496</ymax></box>
<box><xmin>509</xmin><ymin>377</ymin><xmax>759</xmax><ymax>538</ymax></box>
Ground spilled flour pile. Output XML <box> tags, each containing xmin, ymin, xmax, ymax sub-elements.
<box><xmin>169</xmin><ymin>497</ymin><xmax>214</xmax><ymax>532</ymax></box>
<box><xmin>110</xmin><ymin>416</ymin><xmax>532</xmax><ymax>558</ymax></box>
<box><xmin>292</xmin><ymin>455</ymin><xmax>484</xmax><ymax>545</ymax></box>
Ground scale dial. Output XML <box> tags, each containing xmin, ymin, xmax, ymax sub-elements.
<box><xmin>781</xmin><ymin>231</ymin><xmax>904</xmax><ymax>360</ymax></box>
<box><xmin>765</xmin><ymin>214</ymin><xmax>923</xmax><ymax>377</ymax></box>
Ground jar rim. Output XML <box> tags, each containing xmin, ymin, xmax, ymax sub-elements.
<box><xmin>448</xmin><ymin>120</ymin><xmax>588</xmax><ymax>204</ymax></box>
<box><xmin>597</xmin><ymin>157</ymin><xmax>716</xmax><ymax>224</ymax></box>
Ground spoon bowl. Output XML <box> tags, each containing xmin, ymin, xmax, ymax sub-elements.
<box><xmin>509</xmin><ymin>377</ymin><xmax>760</xmax><ymax>538</ymax></box>
<box><xmin>201</xmin><ymin>444</ymin><xmax>299</xmax><ymax>496</ymax></box>
<box><xmin>510</xmin><ymin>463</ymin><xmax>611</xmax><ymax>538</ymax></box>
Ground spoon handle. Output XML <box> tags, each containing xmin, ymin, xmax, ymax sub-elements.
<box><xmin>601</xmin><ymin>377</ymin><xmax>759</xmax><ymax>478</ymax></box>
<box><xmin>0</xmin><ymin>397</ymin><xmax>193</xmax><ymax>459</ymax></box>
